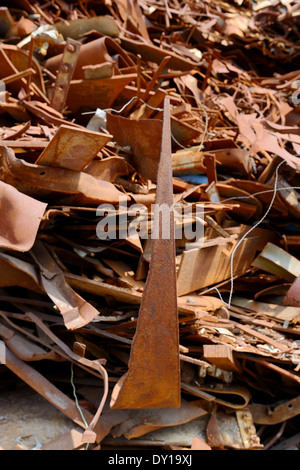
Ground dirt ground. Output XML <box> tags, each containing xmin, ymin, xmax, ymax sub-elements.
<box><xmin>0</xmin><ymin>382</ymin><xmax>76</xmax><ymax>450</ymax></box>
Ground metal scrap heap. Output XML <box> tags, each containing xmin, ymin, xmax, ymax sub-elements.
<box><xmin>1</xmin><ymin>0</ymin><xmax>300</xmax><ymax>451</ymax></box>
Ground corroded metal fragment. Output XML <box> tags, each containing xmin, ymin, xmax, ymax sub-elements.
<box><xmin>110</xmin><ymin>97</ymin><xmax>180</xmax><ymax>409</ymax></box>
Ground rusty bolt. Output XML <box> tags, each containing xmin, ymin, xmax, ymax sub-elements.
<box><xmin>60</xmin><ymin>64</ymin><xmax>70</xmax><ymax>73</ymax></box>
<box><xmin>67</xmin><ymin>44</ymin><xmax>76</xmax><ymax>53</ymax></box>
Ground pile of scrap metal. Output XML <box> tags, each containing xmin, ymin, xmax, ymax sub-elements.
<box><xmin>1</xmin><ymin>0</ymin><xmax>300</xmax><ymax>451</ymax></box>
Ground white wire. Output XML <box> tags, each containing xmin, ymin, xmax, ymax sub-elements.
<box><xmin>204</xmin><ymin>160</ymin><xmax>286</xmax><ymax>308</ymax></box>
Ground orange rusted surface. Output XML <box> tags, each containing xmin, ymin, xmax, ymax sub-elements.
<box><xmin>111</xmin><ymin>98</ymin><xmax>180</xmax><ymax>409</ymax></box>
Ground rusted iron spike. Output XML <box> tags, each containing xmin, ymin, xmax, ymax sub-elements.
<box><xmin>0</xmin><ymin>340</ymin><xmax>105</xmax><ymax>441</ymax></box>
<box><xmin>110</xmin><ymin>97</ymin><xmax>181</xmax><ymax>409</ymax></box>
<box><xmin>50</xmin><ymin>38</ymin><xmax>81</xmax><ymax>113</ymax></box>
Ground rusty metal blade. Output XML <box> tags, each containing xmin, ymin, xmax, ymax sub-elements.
<box><xmin>110</xmin><ymin>97</ymin><xmax>180</xmax><ymax>409</ymax></box>
<box><xmin>50</xmin><ymin>38</ymin><xmax>81</xmax><ymax>114</ymax></box>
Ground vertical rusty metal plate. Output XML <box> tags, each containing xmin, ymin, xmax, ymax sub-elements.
<box><xmin>110</xmin><ymin>97</ymin><xmax>181</xmax><ymax>409</ymax></box>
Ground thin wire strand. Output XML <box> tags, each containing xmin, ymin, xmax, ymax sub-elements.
<box><xmin>221</xmin><ymin>185</ymin><xmax>300</xmax><ymax>204</ymax></box>
<box><xmin>81</xmin><ymin>96</ymin><xmax>163</xmax><ymax>115</ymax></box>
<box><xmin>82</xmin><ymin>96</ymin><xmax>205</xmax><ymax>150</ymax></box>
<box><xmin>71</xmin><ymin>363</ymin><xmax>89</xmax><ymax>450</ymax></box>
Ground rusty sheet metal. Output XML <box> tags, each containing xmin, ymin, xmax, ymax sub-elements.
<box><xmin>6</xmin><ymin>16</ymin><xmax>36</xmax><ymax>39</ymax></box>
<box><xmin>36</xmin><ymin>124</ymin><xmax>112</xmax><ymax>171</ymax></box>
<box><xmin>1</xmin><ymin>120</ymin><xmax>31</xmax><ymax>140</ymax></box>
<box><xmin>104</xmin><ymin>411</ymin><xmax>260</xmax><ymax>449</ymax></box>
<box><xmin>0</xmin><ymin>102</ymin><xmax>31</xmax><ymax>123</ymax></box>
<box><xmin>171</xmin><ymin>116</ymin><xmax>201</xmax><ymax>147</ymax></box>
<box><xmin>181</xmin><ymin>381</ymin><xmax>251</xmax><ymax>410</ymax></box>
<box><xmin>172</xmin><ymin>150</ymin><xmax>207</xmax><ymax>174</ymax></box>
<box><xmin>252</xmin><ymin>242</ymin><xmax>300</xmax><ymax>282</ymax></box>
<box><xmin>0</xmin><ymin>340</ymin><xmax>105</xmax><ymax>441</ymax></box>
<box><xmin>83</xmin><ymin>156</ymin><xmax>135</xmax><ymax>182</ymax></box>
<box><xmin>226</xmin><ymin>179</ymin><xmax>291</xmax><ymax>218</ymax></box>
<box><xmin>191</xmin><ymin>437</ymin><xmax>212</xmax><ymax>450</ymax></box>
<box><xmin>208</xmin><ymin>183</ymin><xmax>264</xmax><ymax>222</ymax></box>
<box><xmin>172</xmin><ymin>147</ymin><xmax>252</xmax><ymax>177</ymax></box>
<box><xmin>55</xmin><ymin>15</ymin><xmax>119</xmax><ymax>40</ymax></box>
<box><xmin>249</xmin><ymin>396</ymin><xmax>300</xmax><ymax>425</ymax></box>
<box><xmin>50</xmin><ymin>38</ymin><xmax>81</xmax><ymax>113</ymax></box>
<box><xmin>30</xmin><ymin>240</ymin><xmax>101</xmax><ymax>330</ymax></box>
<box><xmin>0</xmin><ymin>145</ymin><xmax>129</xmax><ymax>206</ymax></box>
<box><xmin>66</xmin><ymin>74</ymin><xmax>136</xmax><ymax>114</ymax></box>
<box><xmin>60</xmin><ymin>385</ymin><xmax>207</xmax><ymax>443</ymax></box>
<box><xmin>65</xmin><ymin>272</ymin><xmax>143</xmax><ymax>306</ymax></box>
<box><xmin>0</xmin><ymin>43</ymin><xmax>45</xmax><ymax>97</ymax></box>
<box><xmin>235</xmin><ymin>409</ymin><xmax>262</xmax><ymax>449</ymax></box>
<box><xmin>176</xmin><ymin>227</ymin><xmax>273</xmax><ymax>296</ymax></box>
<box><xmin>206</xmin><ymin>410</ymin><xmax>261</xmax><ymax>449</ymax></box>
<box><xmin>45</xmin><ymin>37</ymin><xmax>112</xmax><ymax>79</ymax></box>
<box><xmin>110</xmin><ymin>97</ymin><xmax>180</xmax><ymax>409</ymax></box>
<box><xmin>0</xmin><ymin>181</ymin><xmax>47</xmax><ymax>252</ymax></box>
<box><xmin>0</xmin><ymin>7</ymin><xmax>14</xmax><ymax>37</ymax></box>
<box><xmin>66</xmin><ymin>272</ymin><xmax>208</xmax><ymax>317</ymax></box>
<box><xmin>0</xmin><ymin>320</ymin><xmax>59</xmax><ymax>362</ymax></box>
<box><xmin>120</xmin><ymin>37</ymin><xmax>202</xmax><ymax>71</ymax></box>
<box><xmin>22</xmin><ymin>100</ymin><xmax>82</xmax><ymax>128</ymax></box>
